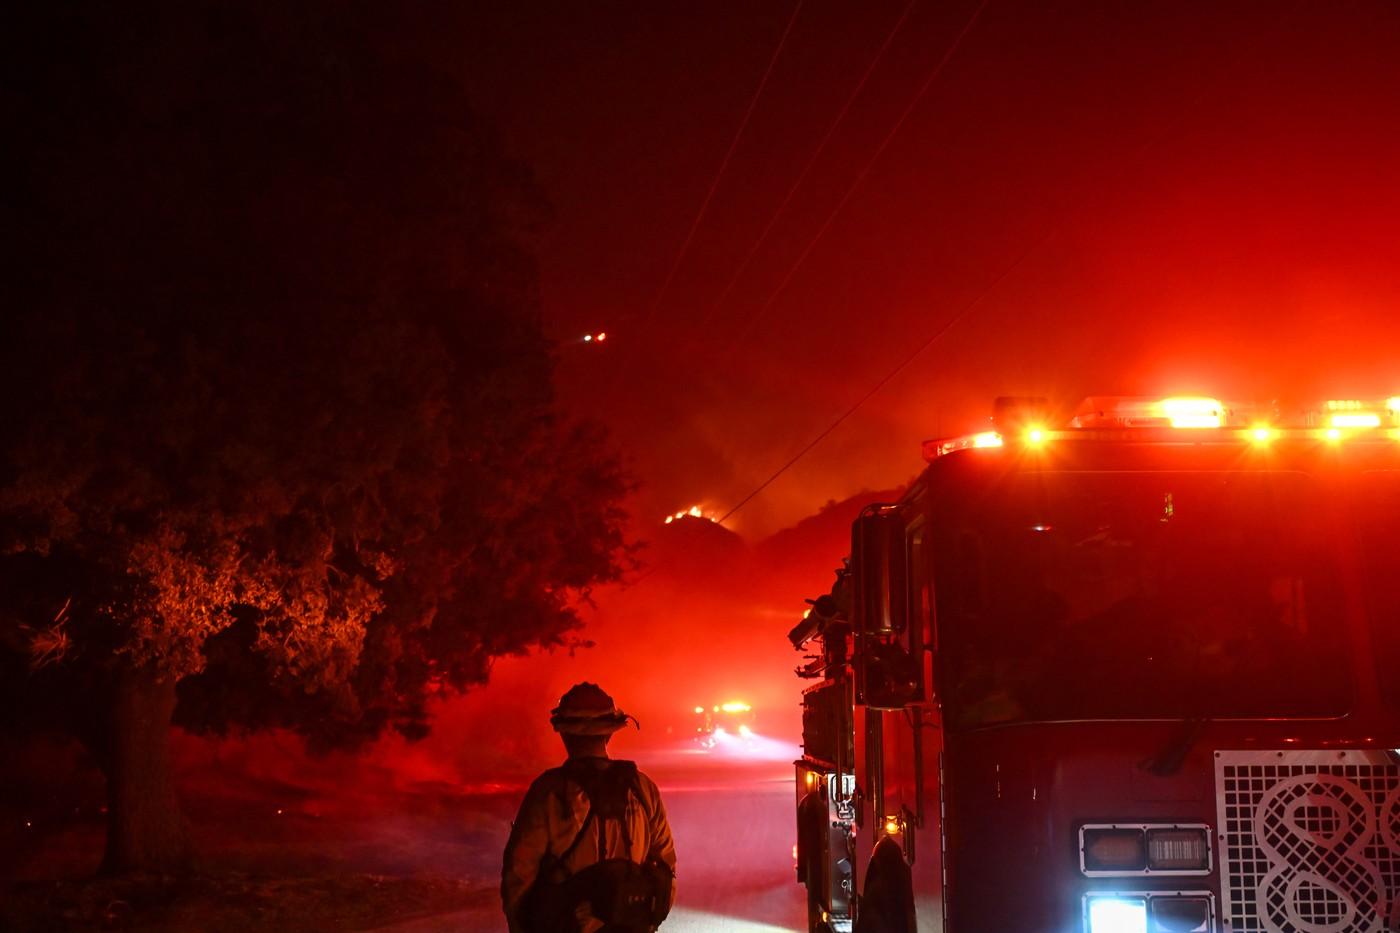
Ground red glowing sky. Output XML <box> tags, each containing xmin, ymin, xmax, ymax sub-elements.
<box><xmin>439</xmin><ymin>1</ymin><xmax>1400</xmax><ymax>540</ymax></box>
<box><xmin>153</xmin><ymin>4</ymin><xmax>1400</xmax><ymax>796</ymax></box>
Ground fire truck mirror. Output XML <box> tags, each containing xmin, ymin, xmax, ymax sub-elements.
<box><xmin>851</xmin><ymin>506</ymin><xmax>909</xmax><ymax>637</ymax></box>
<box><xmin>852</xmin><ymin>506</ymin><xmax>924</xmax><ymax>708</ymax></box>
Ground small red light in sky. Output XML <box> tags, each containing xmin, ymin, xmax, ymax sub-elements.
<box><xmin>582</xmin><ymin>334</ymin><xmax>592</xmax><ymax>342</ymax></box>
<box><xmin>595</xmin><ymin>332</ymin><xmax>607</xmax><ymax>342</ymax></box>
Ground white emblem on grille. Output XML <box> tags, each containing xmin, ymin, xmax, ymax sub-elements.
<box><xmin>1254</xmin><ymin>773</ymin><xmax>1386</xmax><ymax>931</ymax></box>
<box><xmin>1385</xmin><ymin>786</ymin><xmax>1400</xmax><ymax>931</ymax></box>
<box><xmin>1216</xmin><ymin>750</ymin><xmax>1400</xmax><ymax>933</ymax></box>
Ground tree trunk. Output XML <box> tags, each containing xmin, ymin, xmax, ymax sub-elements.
<box><xmin>99</xmin><ymin>668</ymin><xmax>194</xmax><ymax>875</ymax></box>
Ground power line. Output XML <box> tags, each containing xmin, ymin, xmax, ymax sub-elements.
<box><xmin>615</xmin><ymin>3</ymin><xmax>1312</xmax><ymax>601</ymax></box>
<box><xmin>714</xmin><ymin>226</ymin><xmax>1048</xmax><ymax>525</ymax></box>
<box><xmin>607</xmin><ymin>0</ymin><xmax>805</xmax><ymax>395</ymax></box>
<box><xmin>711</xmin><ymin>0</ymin><xmax>1309</xmax><ymax>529</ymax></box>
<box><xmin>688</xmin><ymin>0</ymin><xmax>920</xmax><ymax>339</ymax></box>
<box><xmin>714</xmin><ymin>0</ymin><xmax>991</xmax><ymax>358</ymax></box>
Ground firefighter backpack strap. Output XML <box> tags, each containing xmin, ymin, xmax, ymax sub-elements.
<box><xmin>554</xmin><ymin>801</ymin><xmax>595</xmax><ymax>871</ymax></box>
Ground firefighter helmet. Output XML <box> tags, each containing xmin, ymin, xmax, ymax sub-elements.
<box><xmin>550</xmin><ymin>682</ymin><xmax>637</xmax><ymax>735</ymax></box>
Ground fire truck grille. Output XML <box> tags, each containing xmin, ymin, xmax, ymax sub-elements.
<box><xmin>1215</xmin><ymin>751</ymin><xmax>1400</xmax><ymax>933</ymax></box>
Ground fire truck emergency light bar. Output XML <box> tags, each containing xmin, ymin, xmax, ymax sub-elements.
<box><xmin>923</xmin><ymin>395</ymin><xmax>1400</xmax><ymax>462</ymax></box>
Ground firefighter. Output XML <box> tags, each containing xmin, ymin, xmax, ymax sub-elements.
<box><xmin>502</xmin><ymin>682</ymin><xmax>677</xmax><ymax>933</ymax></box>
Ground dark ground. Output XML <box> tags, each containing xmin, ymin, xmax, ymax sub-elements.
<box><xmin>1</xmin><ymin>733</ymin><xmax>803</xmax><ymax>932</ymax></box>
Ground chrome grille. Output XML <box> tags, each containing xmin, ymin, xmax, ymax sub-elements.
<box><xmin>1215</xmin><ymin>750</ymin><xmax>1400</xmax><ymax>933</ymax></box>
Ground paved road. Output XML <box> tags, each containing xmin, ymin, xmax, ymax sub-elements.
<box><xmin>374</xmin><ymin>748</ymin><xmax>806</xmax><ymax>933</ymax></box>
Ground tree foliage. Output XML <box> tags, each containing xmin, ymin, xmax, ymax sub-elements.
<box><xmin>1</xmin><ymin>3</ymin><xmax>630</xmax><ymax>757</ymax></box>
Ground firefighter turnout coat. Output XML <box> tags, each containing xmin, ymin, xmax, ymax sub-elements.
<box><xmin>502</xmin><ymin>757</ymin><xmax>677</xmax><ymax>933</ymax></box>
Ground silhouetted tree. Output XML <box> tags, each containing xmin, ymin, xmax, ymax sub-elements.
<box><xmin>0</xmin><ymin>3</ymin><xmax>629</xmax><ymax>873</ymax></box>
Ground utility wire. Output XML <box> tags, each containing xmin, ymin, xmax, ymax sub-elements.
<box><xmin>714</xmin><ymin>227</ymin><xmax>1048</xmax><ymax>525</ymax></box>
<box><xmin>607</xmin><ymin>0</ymin><xmax>805</xmax><ymax>395</ymax></box>
<box><xmin>714</xmin><ymin>0</ymin><xmax>991</xmax><ymax>357</ymax></box>
<box><xmin>689</xmin><ymin>0</ymin><xmax>920</xmax><ymax>338</ymax></box>
<box><xmin>710</xmin><ymin>0</ymin><xmax>1309</xmax><ymax>529</ymax></box>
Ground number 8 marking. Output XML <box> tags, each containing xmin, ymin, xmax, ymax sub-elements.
<box><xmin>1254</xmin><ymin>773</ymin><xmax>1387</xmax><ymax>932</ymax></box>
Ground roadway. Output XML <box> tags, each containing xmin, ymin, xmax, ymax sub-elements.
<box><xmin>373</xmin><ymin>736</ymin><xmax>807</xmax><ymax>932</ymax></box>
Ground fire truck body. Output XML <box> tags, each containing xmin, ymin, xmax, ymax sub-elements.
<box><xmin>791</xmin><ymin>396</ymin><xmax>1400</xmax><ymax>933</ymax></box>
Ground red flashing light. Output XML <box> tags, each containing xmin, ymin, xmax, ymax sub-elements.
<box><xmin>973</xmin><ymin>431</ymin><xmax>1003</xmax><ymax>448</ymax></box>
<box><xmin>1072</xmin><ymin>396</ymin><xmax>1227</xmax><ymax>429</ymax></box>
<box><xmin>925</xmin><ymin>392</ymin><xmax>1400</xmax><ymax>463</ymax></box>
<box><xmin>1330</xmin><ymin>411</ymin><xmax>1382</xmax><ymax>429</ymax></box>
<box><xmin>1160</xmin><ymin>397</ymin><xmax>1224</xmax><ymax>429</ymax></box>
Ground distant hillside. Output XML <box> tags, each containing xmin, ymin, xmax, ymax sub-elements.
<box><xmin>641</xmin><ymin>513</ymin><xmax>748</xmax><ymax>576</ymax></box>
<box><xmin>754</xmin><ymin>485</ymin><xmax>906</xmax><ymax>582</ymax></box>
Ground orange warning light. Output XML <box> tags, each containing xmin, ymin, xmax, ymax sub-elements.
<box><xmin>972</xmin><ymin>432</ymin><xmax>1004</xmax><ymax>448</ymax></box>
<box><xmin>1161</xmin><ymin>397</ymin><xmax>1224</xmax><ymax>429</ymax></box>
<box><xmin>1330</xmin><ymin>412</ymin><xmax>1382</xmax><ymax>429</ymax></box>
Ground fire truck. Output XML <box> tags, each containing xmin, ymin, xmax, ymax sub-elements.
<box><xmin>789</xmin><ymin>395</ymin><xmax>1400</xmax><ymax>933</ymax></box>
